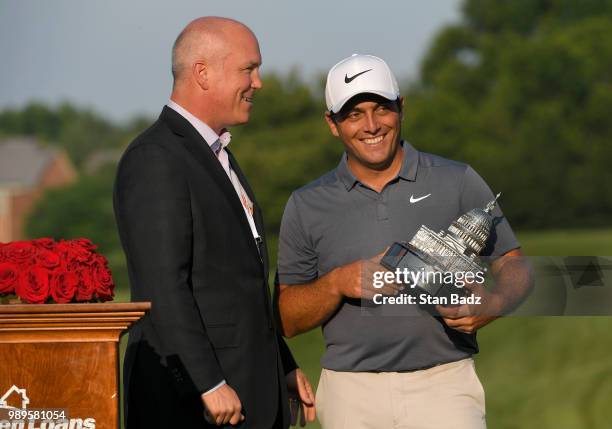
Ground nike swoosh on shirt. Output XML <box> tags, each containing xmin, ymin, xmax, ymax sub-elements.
<box><xmin>344</xmin><ymin>69</ymin><xmax>372</xmax><ymax>83</ymax></box>
<box><xmin>409</xmin><ymin>194</ymin><xmax>431</xmax><ymax>203</ymax></box>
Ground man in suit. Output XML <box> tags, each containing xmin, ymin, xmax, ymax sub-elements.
<box><xmin>113</xmin><ymin>17</ymin><xmax>315</xmax><ymax>428</ymax></box>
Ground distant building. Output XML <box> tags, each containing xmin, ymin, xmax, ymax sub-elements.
<box><xmin>0</xmin><ymin>138</ymin><xmax>77</xmax><ymax>242</ymax></box>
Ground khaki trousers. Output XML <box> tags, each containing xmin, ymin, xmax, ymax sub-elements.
<box><xmin>315</xmin><ymin>358</ymin><xmax>486</xmax><ymax>429</ymax></box>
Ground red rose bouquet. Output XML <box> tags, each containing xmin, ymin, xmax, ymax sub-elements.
<box><xmin>0</xmin><ymin>238</ymin><xmax>115</xmax><ymax>304</ymax></box>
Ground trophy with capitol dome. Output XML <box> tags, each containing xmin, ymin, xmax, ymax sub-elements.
<box><xmin>380</xmin><ymin>193</ymin><xmax>501</xmax><ymax>298</ymax></box>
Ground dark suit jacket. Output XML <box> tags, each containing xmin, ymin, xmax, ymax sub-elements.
<box><xmin>113</xmin><ymin>106</ymin><xmax>297</xmax><ymax>429</ymax></box>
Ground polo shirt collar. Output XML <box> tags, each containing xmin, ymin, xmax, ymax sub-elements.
<box><xmin>337</xmin><ymin>140</ymin><xmax>419</xmax><ymax>190</ymax></box>
<box><xmin>399</xmin><ymin>141</ymin><xmax>419</xmax><ymax>181</ymax></box>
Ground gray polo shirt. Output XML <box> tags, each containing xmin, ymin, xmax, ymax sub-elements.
<box><xmin>277</xmin><ymin>141</ymin><xmax>519</xmax><ymax>372</ymax></box>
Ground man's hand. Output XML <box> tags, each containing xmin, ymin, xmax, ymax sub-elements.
<box><xmin>435</xmin><ymin>282</ymin><xmax>503</xmax><ymax>334</ymax></box>
<box><xmin>332</xmin><ymin>251</ymin><xmax>402</xmax><ymax>300</ymax></box>
<box><xmin>277</xmin><ymin>249</ymin><xmax>404</xmax><ymax>338</ymax></box>
<box><xmin>286</xmin><ymin>368</ymin><xmax>316</xmax><ymax>427</ymax></box>
<box><xmin>436</xmin><ymin>249</ymin><xmax>533</xmax><ymax>334</ymax></box>
<box><xmin>201</xmin><ymin>384</ymin><xmax>245</xmax><ymax>426</ymax></box>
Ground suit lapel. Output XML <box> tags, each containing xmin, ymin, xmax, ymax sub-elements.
<box><xmin>159</xmin><ymin>107</ymin><xmax>262</xmax><ymax>264</ymax></box>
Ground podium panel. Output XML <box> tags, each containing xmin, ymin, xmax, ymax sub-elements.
<box><xmin>0</xmin><ymin>303</ymin><xmax>150</xmax><ymax>429</ymax></box>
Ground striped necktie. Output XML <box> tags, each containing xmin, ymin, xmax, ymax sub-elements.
<box><xmin>210</xmin><ymin>139</ymin><xmax>222</xmax><ymax>155</ymax></box>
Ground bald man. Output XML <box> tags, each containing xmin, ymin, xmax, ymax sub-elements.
<box><xmin>114</xmin><ymin>17</ymin><xmax>315</xmax><ymax>429</ymax></box>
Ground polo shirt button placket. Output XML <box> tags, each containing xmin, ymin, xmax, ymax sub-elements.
<box><xmin>377</xmin><ymin>190</ymin><xmax>389</xmax><ymax>221</ymax></box>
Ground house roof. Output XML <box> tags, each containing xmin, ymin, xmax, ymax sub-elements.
<box><xmin>0</xmin><ymin>138</ymin><xmax>58</xmax><ymax>188</ymax></box>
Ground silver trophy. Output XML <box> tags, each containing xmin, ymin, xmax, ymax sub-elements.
<box><xmin>380</xmin><ymin>193</ymin><xmax>501</xmax><ymax>297</ymax></box>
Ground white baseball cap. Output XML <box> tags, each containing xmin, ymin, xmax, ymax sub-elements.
<box><xmin>325</xmin><ymin>54</ymin><xmax>400</xmax><ymax>114</ymax></box>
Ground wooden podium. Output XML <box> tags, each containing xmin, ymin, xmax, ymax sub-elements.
<box><xmin>0</xmin><ymin>302</ymin><xmax>150</xmax><ymax>429</ymax></box>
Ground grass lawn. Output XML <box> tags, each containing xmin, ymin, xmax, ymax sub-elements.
<box><xmin>116</xmin><ymin>228</ymin><xmax>612</xmax><ymax>428</ymax></box>
<box><xmin>518</xmin><ymin>228</ymin><xmax>612</xmax><ymax>256</ymax></box>
<box><xmin>474</xmin><ymin>228</ymin><xmax>612</xmax><ymax>428</ymax></box>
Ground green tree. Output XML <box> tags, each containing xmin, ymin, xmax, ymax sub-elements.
<box><xmin>0</xmin><ymin>102</ymin><xmax>145</xmax><ymax>169</ymax></box>
<box><xmin>25</xmin><ymin>166</ymin><xmax>128</xmax><ymax>289</ymax></box>
<box><xmin>405</xmin><ymin>0</ymin><xmax>612</xmax><ymax>228</ymax></box>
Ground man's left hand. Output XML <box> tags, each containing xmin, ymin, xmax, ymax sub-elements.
<box><xmin>286</xmin><ymin>368</ymin><xmax>316</xmax><ymax>427</ymax></box>
<box><xmin>437</xmin><ymin>249</ymin><xmax>532</xmax><ymax>334</ymax></box>
<box><xmin>435</xmin><ymin>282</ymin><xmax>503</xmax><ymax>334</ymax></box>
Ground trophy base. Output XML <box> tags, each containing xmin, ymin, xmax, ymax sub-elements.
<box><xmin>380</xmin><ymin>242</ymin><xmax>468</xmax><ymax>299</ymax></box>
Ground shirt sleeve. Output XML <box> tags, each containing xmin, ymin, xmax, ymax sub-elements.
<box><xmin>277</xmin><ymin>193</ymin><xmax>319</xmax><ymax>285</ymax></box>
<box><xmin>203</xmin><ymin>380</ymin><xmax>226</xmax><ymax>396</ymax></box>
<box><xmin>460</xmin><ymin>165</ymin><xmax>521</xmax><ymax>257</ymax></box>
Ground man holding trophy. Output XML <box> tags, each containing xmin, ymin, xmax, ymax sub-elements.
<box><xmin>275</xmin><ymin>54</ymin><xmax>533</xmax><ymax>428</ymax></box>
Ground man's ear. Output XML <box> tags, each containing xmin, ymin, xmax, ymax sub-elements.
<box><xmin>193</xmin><ymin>61</ymin><xmax>209</xmax><ymax>90</ymax></box>
<box><xmin>399</xmin><ymin>96</ymin><xmax>405</xmax><ymax>120</ymax></box>
<box><xmin>325</xmin><ymin>111</ymin><xmax>340</xmax><ymax>137</ymax></box>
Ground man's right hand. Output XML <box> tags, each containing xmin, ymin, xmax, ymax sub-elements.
<box><xmin>201</xmin><ymin>384</ymin><xmax>245</xmax><ymax>426</ymax></box>
<box><xmin>277</xmin><ymin>250</ymin><xmax>403</xmax><ymax>337</ymax></box>
<box><xmin>332</xmin><ymin>252</ymin><xmax>402</xmax><ymax>300</ymax></box>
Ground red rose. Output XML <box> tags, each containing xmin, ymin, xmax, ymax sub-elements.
<box><xmin>16</xmin><ymin>266</ymin><xmax>50</xmax><ymax>304</ymax></box>
<box><xmin>2</xmin><ymin>238</ymin><xmax>114</xmax><ymax>303</ymax></box>
<box><xmin>32</xmin><ymin>238</ymin><xmax>55</xmax><ymax>250</ymax></box>
<box><xmin>0</xmin><ymin>262</ymin><xmax>19</xmax><ymax>294</ymax></box>
<box><xmin>55</xmin><ymin>240</ymin><xmax>71</xmax><ymax>255</ymax></box>
<box><xmin>92</xmin><ymin>256</ymin><xmax>114</xmax><ymax>301</ymax></box>
<box><xmin>73</xmin><ymin>238</ymin><xmax>97</xmax><ymax>251</ymax></box>
<box><xmin>64</xmin><ymin>239</ymin><xmax>96</xmax><ymax>265</ymax></box>
<box><xmin>50</xmin><ymin>269</ymin><xmax>78</xmax><ymax>303</ymax></box>
<box><xmin>37</xmin><ymin>248</ymin><xmax>61</xmax><ymax>270</ymax></box>
<box><xmin>75</xmin><ymin>267</ymin><xmax>95</xmax><ymax>301</ymax></box>
<box><xmin>2</xmin><ymin>241</ymin><xmax>36</xmax><ymax>266</ymax></box>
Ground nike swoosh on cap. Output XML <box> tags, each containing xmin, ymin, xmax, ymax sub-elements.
<box><xmin>344</xmin><ymin>69</ymin><xmax>373</xmax><ymax>83</ymax></box>
<box><xmin>409</xmin><ymin>194</ymin><xmax>431</xmax><ymax>203</ymax></box>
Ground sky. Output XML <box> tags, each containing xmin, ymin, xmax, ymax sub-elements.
<box><xmin>0</xmin><ymin>0</ymin><xmax>461</xmax><ymax>123</ymax></box>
